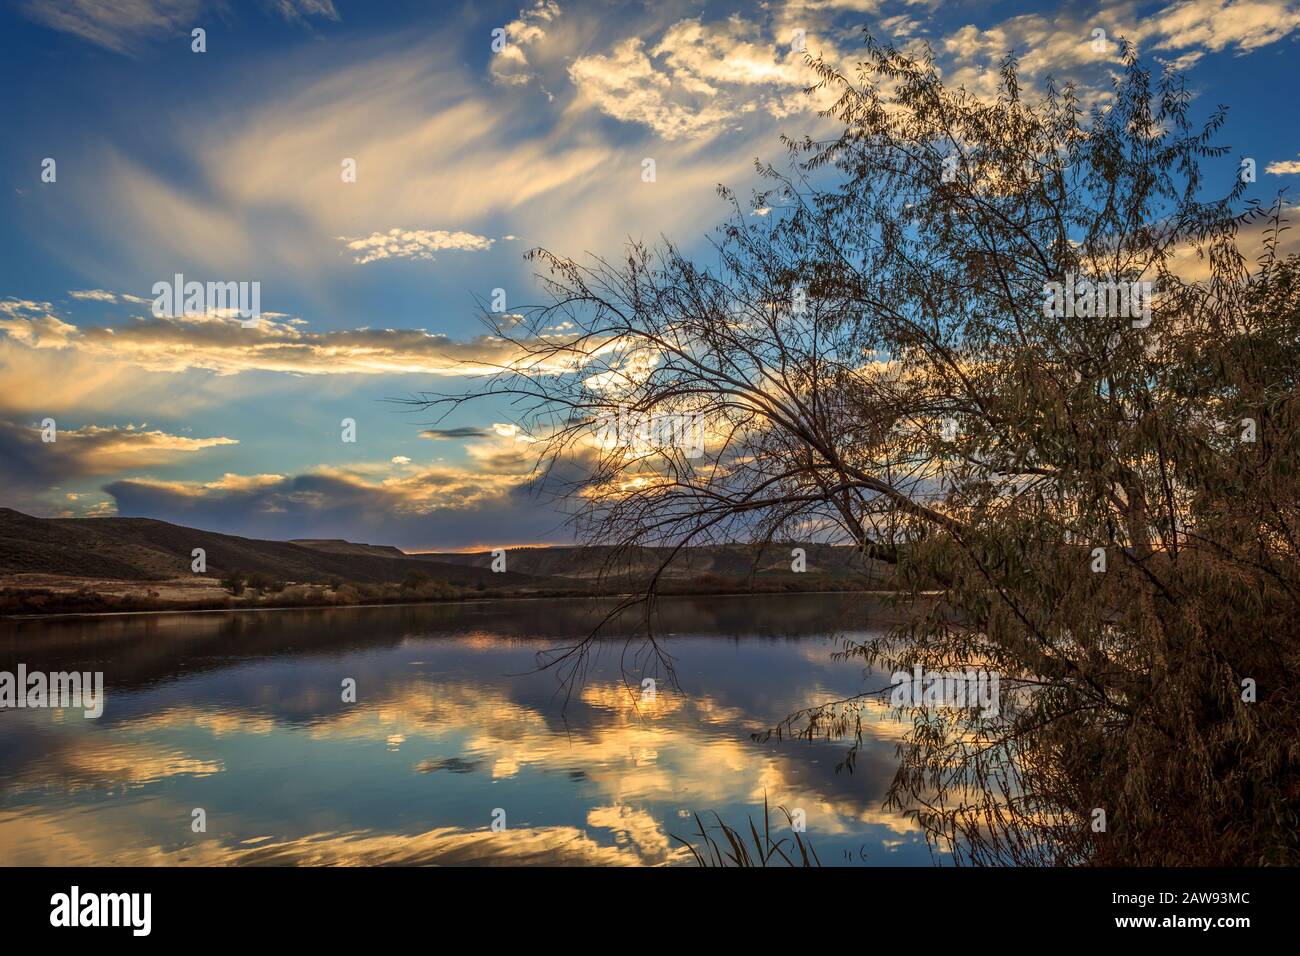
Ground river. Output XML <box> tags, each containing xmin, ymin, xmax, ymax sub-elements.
<box><xmin>0</xmin><ymin>593</ymin><xmax>943</xmax><ymax>866</ymax></box>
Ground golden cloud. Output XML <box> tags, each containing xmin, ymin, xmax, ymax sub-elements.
<box><xmin>1</xmin><ymin>306</ymin><xmax>608</xmax><ymax>377</ymax></box>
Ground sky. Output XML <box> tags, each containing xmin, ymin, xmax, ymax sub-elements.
<box><xmin>1</xmin><ymin>0</ymin><xmax>1298</xmax><ymax>550</ymax></box>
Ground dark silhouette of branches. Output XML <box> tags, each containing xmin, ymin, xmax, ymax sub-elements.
<box><xmin>412</xmin><ymin>38</ymin><xmax>1299</xmax><ymax>865</ymax></box>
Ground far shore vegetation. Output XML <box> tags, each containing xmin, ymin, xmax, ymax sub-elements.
<box><xmin>0</xmin><ymin>567</ymin><xmax>873</xmax><ymax>616</ymax></box>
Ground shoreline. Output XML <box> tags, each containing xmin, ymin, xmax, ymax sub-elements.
<box><xmin>1</xmin><ymin>587</ymin><xmax>911</xmax><ymax>623</ymax></box>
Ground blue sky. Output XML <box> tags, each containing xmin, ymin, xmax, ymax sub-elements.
<box><xmin>1</xmin><ymin>0</ymin><xmax>1298</xmax><ymax>549</ymax></box>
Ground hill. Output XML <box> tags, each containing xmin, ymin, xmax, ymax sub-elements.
<box><xmin>287</xmin><ymin>538</ymin><xmax>408</xmax><ymax>559</ymax></box>
<box><xmin>406</xmin><ymin>542</ymin><xmax>881</xmax><ymax>581</ymax></box>
<box><xmin>0</xmin><ymin>508</ymin><xmax>538</xmax><ymax>588</ymax></box>
<box><xmin>0</xmin><ymin>508</ymin><xmax>889</xmax><ymax>595</ymax></box>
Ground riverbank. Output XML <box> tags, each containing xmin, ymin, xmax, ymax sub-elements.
<box><xmin>0</xmin><ymin>571</ymin><xmax>881</xmax><ymax>618</ymax></box>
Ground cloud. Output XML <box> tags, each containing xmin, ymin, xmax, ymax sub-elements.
<box><xmin>92</xmin><ymin>424</ymin><xmax>603</xmax><ymax>549</ymax></box>
<box><xmin>0</xmin><ymin>330</ymin><xmax>263</xmax><ymax>420</ymax></box>
<box><xmin>490</xmin><ymin>0</ymin><xmax>562</xmax><ymax>87</ymax></box>
<box><xmin>782</xmin><ymin>0</ymin><xmax>884</xmax><ymax>12</ymax></box>
<box><xmin>1266</xmin><ymin>156</ymin><xmax>1300</xmax><ymax>175</ymax></box>
<box><xmin>1135</xmin><ymin>0</ymin><xmax>1300</xmax><ymax>55</ymax></box>
<box><xmin>569</xmin><ymin>38</ymin><xmax>727</xmax><ymax>140</ymax></box>
<box><xmin>271</xmin><ymin>0</ymin><xmax>340</xmax><ymax>25</ymax></box>
<box><xmin>0</xmin><ymin>305</ymin><xmax>614</xmax><ymax>377</ymax></box>
<box><xmin>205</xmin><ymin>45</ymin><xmax>600</xmax><ymax>226</ymax></box>
<box><xmin>103</xmin><ymin>464</ymin><xmax>582</xmax><ymax>550</ymax></box>
<box><xmin>21</xmin><ymin>0</ymin><xmax>338</xmax><ymax>54</ymax></box>
<box><xmin>21</xmin><ymin>0</ymin><xmax>202</xmax><ymax>54</ymax></box>
<box><xmin>560</xmin><ymin>0</ymin><xmax>1300</xmax><ymax>145</ymax></box>
<box><xmin>1165</xmin><ymin>205</ymin><xmax>1300</xmax><ymax>279</ymax></box>
<box><xmin>66</xmin><ymin>289</ymin><xmax>153</xmax><ymax>305</ymax></box>
<box><xmin>35</xmin><ymin>21</ymin><xmax>785</xmax><ymax>287</ymax></box>
<box><xmin>0</xmin><ymin>418</ymin><xmax>236</xmax><ymax>511</ymax></box>
<box><xmin>336</xmin><ymin>228</ymin><xmax>495</xmax><ymax>265</ymax></box>
<box><xmin>0</xmin><ymin>300</ymin><xmax>249</xmax><ymax>423</ymax></box>
<box><xmin>74</xmin><ymin>45</ymin><xmax>618</xmax><ymax>277</ymax></box>
<box><xmin>420</xmin><ymin>427</ymin><xmax>491</xmax><ymax>439</ymax></box>
<box><xmin>64</xmin><ymin>149</ymin><xmax>255</xmax><ymax>279</ymax></box>
<box><xmin>22</xmin><ymin>0</ymin><xmax>1300</xmax><ymax>301</ymax></box>
<box><xmin>0</xmin><ymin>300</ymin><xmax>82</xmax><ymax>353</ymax></box>
<box><xmin>936</xmin><ymin>0</ymin><xmax>1300</xmax><ymax>99</ymax></box>
<box><xmin>568</xmin><ymin>16</ymin><xmax>829</xmax><ymax>140</ymax></box>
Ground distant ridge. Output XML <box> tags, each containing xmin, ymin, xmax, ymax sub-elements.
<box><xmin>287</xmin><ymin>538</ymin><xmax>408</xmax><ymax>559</ymax></box>
<box><xmin>0</xmin><ymin>508</ymin><xmax>883</xmax><ymax>587</ymax></box>
<box><xmin>408</xmin><ymin>542</ymin><xmax>877</xmax><ymax>581</ymax></box>
<box><xmin>0</xmin><ymin>508</ymin><xmax>536</xmax><ymax>587</ymax></box>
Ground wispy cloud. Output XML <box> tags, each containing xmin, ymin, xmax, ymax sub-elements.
<box><xmin>7</xmin><ymin>0</ymin><xmax>1299</xmax><ymax>546</ymax></box>
<box><xmin>490</xmin><ymin>0</ymin><xmax>563</xmax><ymax>87</ymax></box>
<box><xmin>1</xmin><ymin>304</ymin><xmax>611</xmax><ymax>376</ymax></box>
<box><xmin>21</xmin><ymin>0</ymin><xmax>202</xmax><ymax>54</ymax></box>
<box><xmin>421</xmin><ymin>427</ymin><xmax>492</xmax><ymax>439</ymax></box>
<box><xmin>21</xmin><ymin>0</ymin><xmax>339</xmax><ymax>54</ymax></box>
<box><xmin>271</xmin><ymin>0</ymin><xmax>340</xmax><ymax>26</ymax></box>
<box><xmin>336</xmin><ymin>228</ymin><xmax>495</xmax><ymax>264</ymax></box>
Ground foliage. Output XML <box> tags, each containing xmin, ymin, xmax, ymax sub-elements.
<box><xmin>673</xmin><ymin>795</ymin><xmax>820</xmax><ymax>867</ymax></box>
<box><xmin>427</xmin><ymin>40</ymin><xmax>1299</xmax><ymax>865</ymax></box>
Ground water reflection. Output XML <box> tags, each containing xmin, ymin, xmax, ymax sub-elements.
<box><xmin>0</xmin><ymin>594</ymin><xmax>944</xmax><ymax>866</ymax></box>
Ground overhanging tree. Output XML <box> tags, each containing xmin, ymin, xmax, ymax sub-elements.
<box><xmin>420</xmin><ymin>39</ymin><xmax>1299</xmax><ymax>865</ymax></box>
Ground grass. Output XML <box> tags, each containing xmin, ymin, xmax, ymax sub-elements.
<box><xmin>672</xmin><ymin>794</ymin><xmax>821</xmax><ymax>867</ymax></box>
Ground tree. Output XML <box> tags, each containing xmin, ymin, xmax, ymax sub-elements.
<box><xmin>245</xmin><ymin>571</ymin><xmax>283</xmax><ymax>593</ymax></box>
<box><xmin>219</xmin><ymin>569</ymin><xmax>246</xmax><ymax>596</ymax></box>
<box><xmin>420</xmin><ymin>40</ymin><xmax>1299</xmax><ymax>865</ymax></box>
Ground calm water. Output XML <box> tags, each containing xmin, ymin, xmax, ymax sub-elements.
<box><xmin>0</xmin><ymin>593</ymin><xmax>943</xmax><ymax>866</ymax></box>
